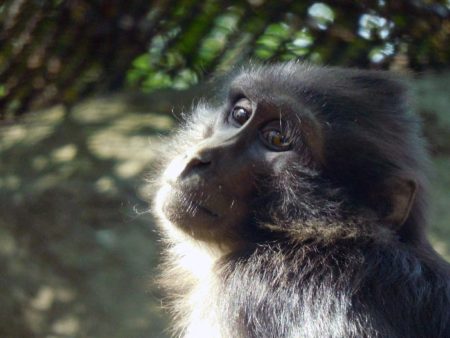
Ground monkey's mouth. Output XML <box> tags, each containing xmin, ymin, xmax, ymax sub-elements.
<box><xmin>195</xmin><ymin>203</ymin><xmax>219</xmax><ymax>217</ymax></box>
<box><xmin>162</xmin><ymin>185</ymin><xmax>220</xmax><ymax>223</ymax></box>
<box><xmin>183</xmin><ymin>198</ymin><xmax>219</xmax><ymax>218</ymax></box>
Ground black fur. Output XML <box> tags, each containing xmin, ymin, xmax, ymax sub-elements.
<box><xmin>152</xmin><ymin>62</ymin><xmax>450</xmax><ymax>338</ymax></box>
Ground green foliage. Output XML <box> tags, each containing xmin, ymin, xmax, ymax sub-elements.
<box><xmin>0</xmin><ymin>0</ymin><xmax>448</xmax><ymax>117</ymax></box>
<box><xmin>308</xmin><ymin>2</ymin><xmax>335</xmax><ymax>30</ymax></box>
<box><xmin>286</xmin><ymin>29</ymin><xmax>314</xmax><ymax>56</ymax></box>
<box><xmin>126</xmin><ymin>1</ymin><xmax>450</xmax><ymax>92</ymax></box>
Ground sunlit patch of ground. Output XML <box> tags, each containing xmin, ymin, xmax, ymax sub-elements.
<box><xmin>0</xmin><ymin>94</ymin><xmax>174</xmax><ymax>338</ymax></box>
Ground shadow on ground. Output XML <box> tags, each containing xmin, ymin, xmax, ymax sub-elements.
<box><xmin>0</xmin><ymin>94</ymin><xmax>174</xmax><ymax>338</ymax></box>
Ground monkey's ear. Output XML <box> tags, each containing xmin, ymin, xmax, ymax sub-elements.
<box><xmin>383</xmin><ymin>177</ymin><xmax>417</xmax><ymax>228</ymax></box>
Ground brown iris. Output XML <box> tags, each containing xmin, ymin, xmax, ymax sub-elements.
<box><xmin>261</xmin><ymin>129</ymin><xmax>291</xmax><ymax>151</ymax></box>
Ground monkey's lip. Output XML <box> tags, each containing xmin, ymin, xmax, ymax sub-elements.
<box><xmin>164</xmin><ymin>184</ymin><xmax>220</xmax><ymax>219</ymax></box>
<box><xmin>191</xmin><ymin>201</ymin><xmax>219</xmax><ymax>218</ymax></box>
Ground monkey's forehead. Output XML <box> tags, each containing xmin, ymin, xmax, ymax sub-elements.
<box><xmin>227</xmin><ymin>63</ymin><xmax>410</xmax><ymax>123</ymax></box>
<box><xmin>229</xmin><ymin>63</ymin><xmax>307</xmax><ymax>98</ymax></box>
<box><xmin>227</xmin><ymin>68</ymin><xmax>338</xmax><ymax>121</ymax></box>
<box><xmin>229</xmin><ymin>63</ymin><xmax>405</xmax><ymax>99</ymax></box>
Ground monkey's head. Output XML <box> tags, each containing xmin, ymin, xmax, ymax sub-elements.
<box><xmin>153</xmin><ymin>63</ymin><xmax>429</xmax><ymax>250</ymax></box>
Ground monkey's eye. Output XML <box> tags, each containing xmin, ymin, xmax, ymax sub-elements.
<box><xmin>231</xmin><ymin>106</ymin><xmax>251</xmax><ymax>125</ymax></box>
<box><xmin>261</xmin><ymin>129</ymin><xmax>292</xmax><ymax>151</ymax></box>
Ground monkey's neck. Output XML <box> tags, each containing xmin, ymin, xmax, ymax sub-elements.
<box><xmin>159</xmin><ymin>229</ymin><xmax>403</xmax><ymax>338</ymax></box>
<box><xmin>159</xmin><ymin>239</ymin><xmax>225</xmax><ymax>338</ymax></box>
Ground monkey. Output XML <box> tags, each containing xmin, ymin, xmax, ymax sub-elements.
<box><xmin>151</xmin><ymin>62</ymin><xmax>450</xmax><ymax>338</ymax></box>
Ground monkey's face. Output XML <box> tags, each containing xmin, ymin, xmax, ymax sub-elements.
<box><xmin>154</xmin><ymin>64</ymin><xmax>420</xmax><ymax>247</ymax></box>
<box><xmin>155</xmin><ymin>84</ymin><xmax>324</xmax><ymax>247</ymax></box>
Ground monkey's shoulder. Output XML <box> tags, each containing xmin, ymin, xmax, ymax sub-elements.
<box><xmin>214</xmin><ymin>241</ymin><xmax>450</xmax><ymax>338</ymax></box>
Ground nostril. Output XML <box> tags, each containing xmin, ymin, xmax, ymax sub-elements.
<box><xmin>189</xmin><ymin>157</ymin><xmax>211</xmax><ymax>168</ymax></box>
<box><xmin>180</xmin><ymin>154</ymin><xmax>212</xmax><ymax>178</ymax></box>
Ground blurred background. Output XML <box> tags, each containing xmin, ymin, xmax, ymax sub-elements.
<box><xmin>0</xmin><ymin>1</ymin><xmax>449</xmax><ymax>337</ymax></box>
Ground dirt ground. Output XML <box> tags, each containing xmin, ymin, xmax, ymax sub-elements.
<box><xmin>0</xmin><ymin>94</ymin><xmax>174</xmax><ymax>338</ymax></box>
<box><xmin>0</xmin><ymin>84</ymin><xmax>449</xmax><ymax>337</ymax></box>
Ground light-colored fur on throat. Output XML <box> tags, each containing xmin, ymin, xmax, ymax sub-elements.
<box><xmin>160</xmin><ymin>223</ymin><xmax>227</xmax><ymax>338</ymax></box>
<box><xmin>154</xmin><ymin>186</ymin><xmax>228</xmax><ymax>338</ymax></box>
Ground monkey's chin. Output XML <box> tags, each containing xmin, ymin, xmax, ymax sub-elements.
<box><xmin>154</xmin><ymin>184</ymin><xmax>251</xmax><ymax>247</ymax></box>
<box><xmin>156</xmin><ymin>185</ymin><xmax>225</xmax><ymax>241</ymax></box>
<box><xmin>163</xmin><ymin>196</ymin><xmax>219</xmax><ymax>228</ymax></box>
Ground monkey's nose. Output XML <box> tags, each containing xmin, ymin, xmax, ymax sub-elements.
<box><xmin>179</xmin><ymin>153</ymin><xmax>212</xmax><ymax>178</ymax></box>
